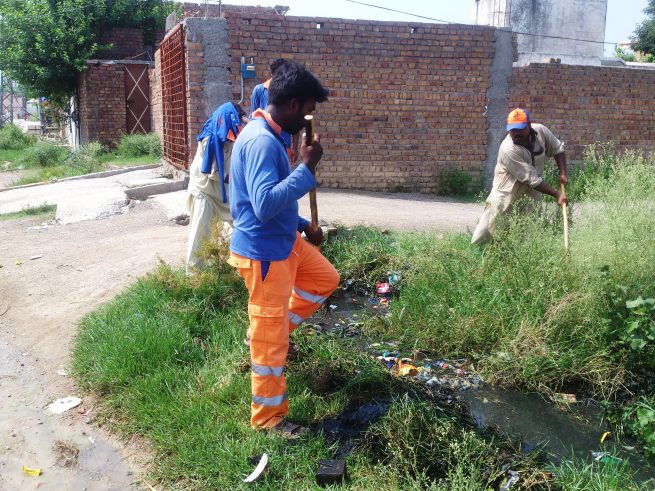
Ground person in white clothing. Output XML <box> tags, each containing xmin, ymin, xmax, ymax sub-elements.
<box><xmin>186</xmin><ymin>102</ymin><xmax>248</xmax><ymax>274</ymax></box>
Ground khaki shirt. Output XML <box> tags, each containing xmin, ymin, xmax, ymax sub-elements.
<box><xmin>488</xmin><ymin>123</ymin><xmax>564</xmax><ymax>208</ymax></box>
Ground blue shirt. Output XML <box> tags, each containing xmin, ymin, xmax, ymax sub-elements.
<box><xmin>229</xmin><ymin>115</ymin><xmax>314</xmax><ymax>261</ymax></box>
<box><xmin>250</xmin><ymin>83</ymin><xmax>293</xmax><ymax>148</ymax></box>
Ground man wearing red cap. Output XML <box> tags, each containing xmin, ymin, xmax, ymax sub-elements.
<box><xmin>471</xmin><ymin>108</ymin><xmax>568</xmax><ymax>244</ymax></box>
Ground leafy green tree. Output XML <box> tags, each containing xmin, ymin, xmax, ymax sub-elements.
<box><xmin>0</xmin><ymin>0</ymin><xmax>173</xmax><ymax>107</ymax></box>
<box><xmin>615</xmin><ymin>46</ymin><xmax>636</xmax><ymax>62</ymax></box>
<box><xmin>632</xmin><ymin>0</ymin><xmax>655</xmax><ymax>56</ymax></box>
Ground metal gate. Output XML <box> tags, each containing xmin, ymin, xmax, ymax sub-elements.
<box><xmin>159</xmin><ymin>24</ymin><xmax>188</xmax><ymax>169</ymax></box>
<box><xmin>124</xmin><ymin>64</ymin><xmax>151</xmax><ymax>134</ymax></box>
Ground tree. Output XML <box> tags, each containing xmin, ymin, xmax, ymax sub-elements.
<box><xmin>632</xmin><ymin>0</ymin><xmax>655</xmax><ymax>56</ymax></box>
<box><xmin>0</xmin><ymin>0</ymin><xmax>174</xmax><ymax>108</ymax></box>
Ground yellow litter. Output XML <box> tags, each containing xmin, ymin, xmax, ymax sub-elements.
<box><xmin>398</xmin><ymin>362</ymin><xmax>418</xmax><ymax>377</ymax></box>
<box><xmin>21</xmin><ymin>466</ymin><xmax>41</xmax><ymax>476</ymax></box>
<box><xmin>601</xmin><ymin>431</ymin><xmax>611</xmax><ymax>444</ymax></box>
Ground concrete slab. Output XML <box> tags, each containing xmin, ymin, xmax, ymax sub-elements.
<box><xmin>151</xmin><ymin>190</ymin><xmax>188</xmax><ymax>220</ymax></box>
<box><xmin>0</xmin><ymin>166</ymin><xmax>185</xmax><ymax>225</ymax></box>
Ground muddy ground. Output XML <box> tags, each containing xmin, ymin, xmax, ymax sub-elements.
<box><xmin>0</xmin><ymin>203</ymin><xmax>187</xmax><ymax>490</ymax></box>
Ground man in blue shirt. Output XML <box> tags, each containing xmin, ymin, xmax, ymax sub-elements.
<box><xmin>250</xmin><ymin>58</ymin><xmax>300</xmax><ymax>163</ymax></box>
<box><xmin>228</xmin><ymin>62</ymin><xmax>339</xmax><ymax>434</ymax></box>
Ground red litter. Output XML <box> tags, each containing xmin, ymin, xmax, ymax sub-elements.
<box><xmin>376</xmin><ymin>282</ymin><xmax>391</xmax><ymax>295</ymax></box>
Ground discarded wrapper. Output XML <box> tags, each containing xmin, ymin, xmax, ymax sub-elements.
<box><xmin>591</xmin><ymin>450</ymin><xmax>622</xmax><ymax>464</ymax></box>
<box><xmin>554</xmin><ymin>393</ymin><xmax>577</xmax><ymax>404</ymax></box>
<box><xmin>47</xmin><ymin>396</ymin><xmax>82</xmax><ymax>414</ymax></box>
<box><xmin>243</xmin><ymin>453</ymin><xmax>268</xmax><ymax>483</ymax></box>
<box><xmin>600</xmin><ymin>431</ymin><xmax>611</xmax><ymax>444</ymax></box>
<box><xmin>375</xmin><ymin>282</ymin><xmax>391</xmax><ymax>295</ymax></box>
<box><xmin>388</xmin><ymin>273</ymin><xmax>401</xmax><ymax>286</ymax></box>
<box><xmin>21</xmin><ymin>466</ymin><xmax>41</xmax><ymax>476</ymax></box>
<box><xmin>398</xmin><ymin>361</ymin><xmax>418</xmax><ymax>377</ymax></box>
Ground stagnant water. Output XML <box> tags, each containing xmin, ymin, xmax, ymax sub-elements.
<box><xmin>307</xmin><ymin>289</ymin><xmax>655</xmax><ymax>484</ymax></box>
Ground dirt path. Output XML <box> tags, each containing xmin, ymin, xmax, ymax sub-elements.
<box><xmin>0</xmin><ymin>203</ymin><xmax>187</xmax><ymax>490</ymax></box>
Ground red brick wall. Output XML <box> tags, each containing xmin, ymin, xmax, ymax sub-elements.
<box><xmin>96</xmin><ymin>27</ymin><xmax>165</xmax><ymax>60</ymax></box>
<box><xmin>78</xmin><ymin>62</ymin><xmax>126</xmax><ymax>148</ymax></box>
<box><xmin>510</xmin><ymin>63</ymin><xmax>655</xmax><ymax>161</ymax></box>
<box><xmin>221</xmin><ymin>14</ymin><xmax>496</xmax><ymax>192</ymax></box>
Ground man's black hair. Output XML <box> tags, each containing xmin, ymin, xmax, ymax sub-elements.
<box><xmin>231</xmin><ymin>102</ymin><xmax>246</xmax><ymax>119</ymax></box>
<box><xmin>270</xmin><ymin>58</ymin><xmax>289</xmax><ymax>75</ymax></box>
<box><xmin>268</xmin><ymin>62</ymin><xmax>329</xmax><ymax>106</ymax></box>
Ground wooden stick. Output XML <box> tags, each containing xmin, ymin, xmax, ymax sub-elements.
<box><xmin>305</xmin><ymin>115</ymin><xmax>319</xmax><ymax>231</ymax></box>
<box><xmin>561</xmin><ymin>183</ymin><xmax>569</xmax><ymax>253</ymax></box>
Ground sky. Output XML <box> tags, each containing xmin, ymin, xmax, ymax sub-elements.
<box><xmin>211</xmin><ymin>0</ymin><xmax>650</xmax><ymax>55</ymax></box>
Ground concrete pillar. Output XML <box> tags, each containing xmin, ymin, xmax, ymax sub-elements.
<box><xmin>484</xmin><ymin>28</ymin><xmax>514</xmax><ymax>191</ymax></box>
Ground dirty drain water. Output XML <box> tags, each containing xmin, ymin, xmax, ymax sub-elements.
<box><xmin>307</xmin><ymin>289</ymin><xmax>655</xmax><ymax>483</ymax></box>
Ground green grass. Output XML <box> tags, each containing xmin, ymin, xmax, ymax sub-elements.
<box><xmin>550</xmin><ymin>457</ymin><xmax>652</xmax><ymax>490</ymax></box>
<box><xmin>72</xmin><ymin>144</ymin><xmax>655</xmax><ymax>488</ymax></box>
<box><xmin>322</xmin><ymin>147</ymin><xmax>655</xmax><ymax>401</ymax></box>
<box><xmin>98</xmin><ymin>153</ymin><xmax>159</xmax><ymax>167</ymax></box>
<box><xmin>7</xmin><ymin>135</ymin><xmax>161</xmax><ymax>186</ymax></box>
<box><xmin>73</xmin><ymin>262</ymin><xmax>550</xmax><ymax>489</ymax></box>
<box><xmin>0</xmin><ymin>204</ymin><xmax>56</xmax><ymax>221</ymax></box>
<box><xmin>0</xmin><ymin>148</ymin><xmax>26</xmax><ymax>166</ymax></box>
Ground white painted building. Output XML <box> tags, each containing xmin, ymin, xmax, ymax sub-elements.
<box><xmin>473</xmin><ymin>0</ymin><xmax>609</xmax><ymax>66</ymax></box>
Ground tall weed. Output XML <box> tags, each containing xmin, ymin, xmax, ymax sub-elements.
<box><xmin>117</xmin><ymin>133</ymin><xmax>162</xmax><ymax>158</ymax></box>
<box><xmin>18</xmin><ymin>141</ymin><xmax>69</xmax><ymax>168</ymax></box>
<box><xmin>0</xmin><ymin>123</ymin><xmax>36</xmax><ymax>150</ymax></box>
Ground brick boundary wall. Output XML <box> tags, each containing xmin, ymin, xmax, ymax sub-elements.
<box><xmin>510</xmin><ymin>63</ymin><xmax>655</xmax><ymax>162</ymax></box>
<box><xmin>96</xmin><ymin>27</ymin><xmax>166</xmax><ymax>61</ymax></box>
<box><xmin>78</xmin><ymin>62</ymin><xmax>126</xmax><ymax>148</ymax></box>
<box><xmin>219</xmin><ymin>13</ymin><xmax>496</xmax><ymax>192</ymax></box>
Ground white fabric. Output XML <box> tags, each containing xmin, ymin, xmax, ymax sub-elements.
<box><xmin>186</xmin><ymin>138</ymin><xmax>233</xmax><ymax>274</ymax></box>
<box><xmin>471</xmin><ymin>124</ymin><xmax>564</xmax><ymax>244</ymax></box>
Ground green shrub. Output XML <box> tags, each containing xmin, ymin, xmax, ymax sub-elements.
<box><xmin>622</xmin><ymin>397</ymin><xmax>655</xmax><ymax>457</ymax></box>
<box><xmin>0</xmin><ymin>123</ymin><xmax>36</xmax><ymax>150</ymax></box>
<box><xmin>65</xmin><ymin>149</ymin><xmax>103</xmax><ymax>175</ymax></box>
<box><xmin>436</xmin><ymin>168</ymin><xmax>473</xmax><ymax>196</ymax></box>
<box><xmin>79</xmin><ymin>141</ymin><xmax>105</xmax><ymax>158</ymax></box>
<box><xmin>117</xmin><ymin>133</ymin><xmax>162</xmax><ymax>158</ymax></box>
<box><xmin>18</xmin><ymin>141</ymin><xmax>68</xmax><ymax>168</ymax></box>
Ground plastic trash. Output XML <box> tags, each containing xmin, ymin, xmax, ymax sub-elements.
<box><xmin>591</xmin><ymin>451</ymin><xmax>623</xmax><ymax>464</ymax></box>
<box><xmin>316</xmin><ymin>459</ymin><xmax>346</xmax><ymax>486</ymax></box>
<box><xmin>600</xmin><ymin>431</ymin><xmax>611</xmax><ymax>444</ymax></box>
<box><xmin>29</xmin><ymin>255</ymin><xmax>43</xmax><ymax>260</ymax></box>
<box><xmin>47</xmin><ymin>396</ymin><xmax>82</xmax><ymax>414</ymax></box>
<box><xmin>398</xmin><ymin>361</ymin><xmax>418</xmax><ymax>377</ymax></box>
<box><xmin>499</xmin><ymin>469</ymin><xmax>519</xmax><ymax>490</ymax></box>
<box><xmin>388</xmin><ymin>273</ymin><xmax>401</xmax><ymax>286</ymax></box>
<box><xmin>243</xmin><ymin>453</ymin><xmax>268</xmax><ymax>483</ymax></box>
<box><xmin>21</xmin><ymin>466</ymin><xmax>41</xmax><ymax>476</ymax></box>
<box><xmin>555</xmin><ymin>393</ymin><xmax>577</xmax><ymax>404</ymax></box>
<box><xmin>375</xmin><ymin>282</ymin><xmax>391</xmax><ymax>295</ymax></box>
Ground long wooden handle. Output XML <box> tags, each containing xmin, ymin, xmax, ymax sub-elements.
<box><xmin>305</xmin><ymin>115</ymin><xmax>319</xmax><ymax>231</ymax></box>
<box><xmin>561</xmin><ymin>183</ymin><xmax>569</xmax><ymax>253</ymax></box>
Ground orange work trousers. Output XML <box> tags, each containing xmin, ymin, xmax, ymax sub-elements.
<box><xmin>228</xmin><ymin>233</ymin><xmax>340</xmax><ymax>429</ymax></box>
